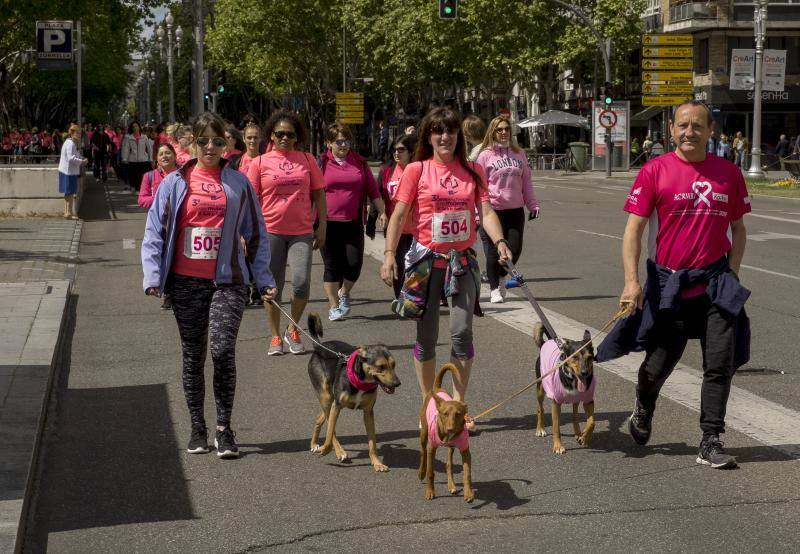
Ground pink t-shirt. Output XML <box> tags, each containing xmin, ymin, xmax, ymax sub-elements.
<box><xmin>171</xmin><ymin>165</ymin><xmax>227</xmax><ymax>279</ymax></box>
<box><xmin>386</xmin><ymin>164</ymin><xmax>416</xmax><ymax>235</ymax></box>
<box><xmin>176</xmin><ymin>148</ymin><xmax>192</xmax><ymax>167</ymax></box>
<box><xmin>625</xmin><ymin>152</ymin><xmax>751</xmax><ymax>270</ymax></box>
<box><xmin>395</xmin><ymin>160</ymin><xmax>489</xmax><ymax>254</ymax></box>
<box><xmin>237</xmin><ymin>152</ymin><xmax>259</xmax><ymax>177</ymax></box>
<box><xmin>426</xmin><ymin>392</ymin><xmax>469</xmax><ymax>452</ymax></box>
<box><xmin>322</xmin><ymin>153</ymin><xmax>379</xmax><ymax>222</ymax></box>
<box><xmin>539</xmin><ymin>339</ymin><xmax>596</xmax><ymax>405</ymax></box>
<box><xmin>247</xmin><ymin>149</ymin><xmax>324</xmax><ymax>235</ymax></box>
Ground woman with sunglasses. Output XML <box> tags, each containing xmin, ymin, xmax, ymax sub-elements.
<box><xmin>377</xmin><ymin>133</ymin><xmax>417</xmax><ymax>298</ymax></box>
<box><xmin>142</xmin><ymin>111</ymin><xmax>277</xmax><ymax>459</ymax></box>
<box><xmin>475</xmin><ymin>115</ymin><xmax>540</xmax><ymax>303</ymax></box>
<box><xmin>247</xmin><ymin>110</ymin><xmax>327</xmax><ymax>356</ymax></box>
<box><xmin>380</xmin><ymin>107</ymin><xmax>512</xmax><ymax>417</ymax></box>
<box><xmin>319</xmin><ymin>123</ymin><xmax>386</xmax><ymax>321</ymax></box>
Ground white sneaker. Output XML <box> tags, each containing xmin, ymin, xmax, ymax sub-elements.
<box><xmin>490</xmin><ymin>288</ymin><xmax>505</xmax><ymax>303</ymax></box>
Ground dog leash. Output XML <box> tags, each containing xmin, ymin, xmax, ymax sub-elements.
<box><xmin>503</xmin><ymin>260</ymin><xmax>561</xmax><ymax>344</ymax></box>
<box><xmin>471</xmin><ymin>306</ymin><xmax>631</xmax><ymax>422</ymax></box>
<box><xmin>268</xmin><ymin>300</ymin><xmax>348</xmax><ymax>360</ymax></box>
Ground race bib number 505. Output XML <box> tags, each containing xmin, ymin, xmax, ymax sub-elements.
<box><xmin>432</xmin><ymin>210</ymin><xmax>469</xmax><ymax>243</ymax></box>
<box><xmin>183</xmin><ymin>227</ymin><xmax>221</xmax><ymax>259</ymax></box>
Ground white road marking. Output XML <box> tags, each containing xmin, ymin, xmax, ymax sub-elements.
<box><xmin>576</xmin><ymin>229</ymin><xmax>622</xmax><ymax>240</ymax></box>
<box><xmin>746</xmin><ymin>232</ymin><xmax>800</xmax><ymax>242</ymax></box>
<box><xmin>600</xmin><ymin>185</ymin><xmax>630</xmax><ymax>191</ymax></box>
<box><xmin>122</xmin><ymin>238</ymin><xmax>136</xmax><ymax>249</ymax></box>
<box><xmin>741</xmin><ymin>264</ymin><xmax>800</xmax><ymax>281</ymax></box>
<box><xmin>362</xmin><ymin>234</ymin><xmax>800</xmax><ymax>458</ymax></box>
<box><xmin>748</xmin><ymin>213</ymin><xmax>800</xmax><ymax>224</ymax></box>
<box><xmin>538</xmin><ymin>183</ymin><xmax>585</xmax><ymax>191</ymax></box>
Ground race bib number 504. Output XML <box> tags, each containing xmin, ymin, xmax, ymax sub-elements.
<box><xmin>432</xmin><ymin>210</ymin><xmax>469</xmax><ymax>243</ymax></box>
<box><xmin>183</xmin><ymin>227</ymin><xmax>221</xmax><ymax>259</ymax></box>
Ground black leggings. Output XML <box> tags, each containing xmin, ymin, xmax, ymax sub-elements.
<box><xmin>479</xmin><ymin>207</ymin><xmax>525</xmax><ymax>289</ymax></box>
<box><xmin>392</xmin><ymin>233</ymin><xmax>414</xmax><ymax>298</ymax></box>
<box><xmin>168</xmin><ymin>274</ymin><xmax>248</xmax><ymax>428</ymax></box>
<box><xmin>320</xmin><ymin>219</ymin><xmax>365</xmax><ymax>283</ymax></box>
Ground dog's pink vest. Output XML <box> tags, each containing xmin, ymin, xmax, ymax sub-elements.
<box><xmin>426</xmin><ymin>392</ymin><xmax>469</xmax><ymax>452</ymax></box>
<box><xmin>540</xmin><ymin>339</ymin><xmax>596</xmax><ymax>404</ymax></box>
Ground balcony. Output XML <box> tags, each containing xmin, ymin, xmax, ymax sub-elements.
<box><xmin>669</xmin><ymin>1</ymin><xmax>718</xmax><ymax>23</ymax></box>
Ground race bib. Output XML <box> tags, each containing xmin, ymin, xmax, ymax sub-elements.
<box><xmin>183</xmin><ymin>227</ymin><xmax>221</xmax><ymax>259</ymax></box>
<box><xmin>387</xmin><ymin>180</ymin><xmax>400</xmax><ymax>199</ymax></box>
<box><xmin>432</xmin><ymin>210</ymin><xmax>469</xmax><ymax>243</ymax></box>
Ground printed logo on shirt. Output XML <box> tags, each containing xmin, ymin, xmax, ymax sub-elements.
<box><xmin>439</xmin><ymin>177</ymin><xmax>461</xmax><ymax>196</ymax></box>
<box><xmin>201</xmin><ymin>182</ymin><xmax>224</xmax><ymax>195</ymax></box>
<box><xmin>278</xmin><ymin>160</ymin><xmax>296</xmax><ymax>174</ymax></box>
<box><xmin>627</xmin><ymin>186</ymin><xmax>642</xmax><ymax>204</ymax></box>
<box><xmin>691</xmin><ymin>181</ymin><xmax>712</xmax><ymax>207</ymax></box>
<box><xmin>712</xmin><ymin>192</ymin><xmax>728</xmax><ymax>203</ymax></box>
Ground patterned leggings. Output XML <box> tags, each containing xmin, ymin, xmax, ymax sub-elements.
<box><xmin>169</xmin><ymin>274</ymin><xmax>248</xmax><ymax>427</ymax></box>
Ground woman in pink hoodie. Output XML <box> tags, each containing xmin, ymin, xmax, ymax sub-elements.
<box><xmin>475</xmin><ymin>115</ymin><xmax>540</xmax><ymax>303</ymax></box>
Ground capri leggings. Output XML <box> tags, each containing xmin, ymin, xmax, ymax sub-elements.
<box><xmin>479</xmin><ymin>207</ymin><xmax>525</xmax><ymax>289</ymax></box>
<box><xmin>320</xmin><ymin>219</ymin><xmax>364</xmax><ymax>283</ymax></box>
<box><xmin>169</xmin><ymin>274</ymin><xmax>248</xmax><ymax>427</ymax></box>
<box><xmin>414</xmin><ymin>267</ymin><xmax>478</xmax><ymax>362</ymax></box>
<box><xmin>392</xmin><ymin>233</ymin><xmax>414</xmax><ymax>298</ymax></box>
<box><xmin>267</xmin><ymin>232</ymin><xmax>313</xmax><ymax>302</ymax></box>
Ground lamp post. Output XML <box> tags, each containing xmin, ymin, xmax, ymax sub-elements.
<box><xmin>157</xmin><ymin>12</ymin><xmax>182</xmax><ymax>122</ymax></box>
<box><xmin>747</xmin><ymin>0</ymin><xmax>768</xmax><ymax>178</ymax></box>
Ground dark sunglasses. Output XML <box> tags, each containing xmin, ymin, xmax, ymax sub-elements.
<box><xmin>196</xmin><ymin>136</ymin><xmax>226</xmax><ymax>147</ymax></box>
<box><xmin>392</xmin><ymin>147</ymin><xmax>408</xmax><ymax>153</ymax></box>
<box><xmin>430</xmin><ymin>125</ymin><xmax>457</xmax><ymax>136</ymax></box>
<box><xmin>273</xmin><ymin>130</ymin><xmax>296</xmax><ymax>139</ymax></box>
<box><xmin>335</xmin><ymin>139</ymin><xmax>352</xmax><ymax>147</ymax></box>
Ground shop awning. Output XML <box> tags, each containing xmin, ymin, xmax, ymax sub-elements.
<box><xmin>631</xmin><ymin>105</ymin><xmax>664</xmax><ymax>122</ymax></box>
<box><xmin>519</xmin><ymin>110</ymin><xmax>589</xmax><ymax>129</ymax></box>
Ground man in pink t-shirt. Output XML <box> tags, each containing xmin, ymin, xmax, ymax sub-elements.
<box><xmin>617</xmin><ymin>101</ymin><xmax>749</xmax><ymax>469</ymax></box>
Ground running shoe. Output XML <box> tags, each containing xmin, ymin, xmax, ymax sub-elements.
<box><xmin>490</xmin><ymin>288</ymin><xmax>505</xmax><ymax>303</ymax></box>
<box><xmin>629</xmin><ymin>398</ymin><xmax>654</xmax><ymax>446</ymax></box>
<box><xmin>268</xmin><ymin>335</ymin><xmax>284</xmax><ymax>356</ymax></box>
<box><xmin>696</xmin><ymin>435</ymin><xmax>737</xmax><ymax>469</ymax></box>
<box><xmin>283</xmin><ymin>326</ymin><xmax>305</xmax><ymax>354</ymax></box>
<box><xmin>214</xmin><ymin>427</ymin><xmax>239</xmax><ymax>459</ymax></box>
<box><xmin>338</xmin><ymin>290</ymin><xmax>352</xmax><ymax>316</ymax></box>
<box><xmin>328</xmin><ymin>307</ymin><xmax>344</xmax><ymax>321</ymax></box>
<box><xmin>187</xmin><ymin>425</ymin><xmax>210</xmax><ymax>454</ymax></box>
<box><xmin>505</xmin><ymin>276</ymin><xmax>522</xmax><ymax>289</ymax></box>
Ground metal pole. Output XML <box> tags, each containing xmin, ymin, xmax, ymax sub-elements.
<box><xmin>76</xmin><ymin>21</ymin><xmax>82</xmax><ymax>126</ymax></box>
<box><xmin>193</xmin><ymin>0</ymin><xmax>204</xmax><ymax>117</ymax></box>
<box><xmin>747</xmin><ymin>0</ymin><xmax>767</xmax><ymax>178</ymax></box>
<box><xmin>167</xmin><ymin>18</ymin><xmax>175</xmax><ymax>122</ymax></box>
<box><xmin>342</xmin><ymin>22</ymin><xmax>346</xmax><ymax>92</ymax></box>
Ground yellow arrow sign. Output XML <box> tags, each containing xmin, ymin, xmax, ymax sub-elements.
<box><xmin>642</xmin><ymin>46</ymin><xmax>693</xmax><ymax>58</ymax></box>
<box><xmin>642</xmin><ymin>58</ymin><xmax>693</xmax><ymax>70</ymax></box>
<box><xmin>641</xmin><ymin>71</ymin><xmax>693</xmax><ymax>82</ymax></box>
<box><xmin>336</xmin><ymin>92</ymin><xmax>364</xmax><ymax>99</ymax></box>
<box><xmin>642</xmin><ymin>95</ymin><xmax>693</xmax><ymax>106</ymax></box>
<box><xmin>335</xmin><ymin>98</ymin><xmax>365</xmax><ymax>106</ymax></box>
<box><xmin>642</xmin><ymin>83</ymin><xmax>694</xmax><ymax>94</ymax></box>
<box><xmin>338</xmin><ymin>117</ymin><xmax>364</xmax><ymax>124</ymax></box>
<box><xmin>642</xmin><ymin>35</ymin><xmax>692</xmax><ymax>46</ymax></box>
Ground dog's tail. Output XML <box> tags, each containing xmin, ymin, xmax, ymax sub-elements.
<box><xmin>432</xmin><ymin>363</ymin><xmax>460</xmax><ymax>392</ymax></box>
<box><xmin>533</xmin><ymin>322</ymin><xmax>546</xmax><ymax>348</ymax></box>
<box><xmin>307</xmin><ymin>313</ymin><xmax>325</xmax><ymax>353</ymax></box>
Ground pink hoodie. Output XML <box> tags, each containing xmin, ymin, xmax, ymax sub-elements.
<box><xmin>476</xmin><ymin>145</ymin><xmax>539</xmax><ymax>212</ymax></box>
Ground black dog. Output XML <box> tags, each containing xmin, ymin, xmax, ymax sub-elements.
<box><xmin>307</xmin><ymin>313</ymin><xmax>400</xmax><ymax>471</ymax></box>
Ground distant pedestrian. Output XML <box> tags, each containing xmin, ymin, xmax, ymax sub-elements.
<box><xmin>142</xmin><ymin>111</ymin><xmax>277</xmax><ymax>459</ymax></box>
<box><xmin>642</xmin><ymin>134</ymin><xmax>654</xmax><ymax>160</ymax></box>
<box><xmin>462</xmin><ymin>114</ymin><xmax>487</xmax><ymax>162</ymax></box>
<box><xmin>598</xmin><ymin>101</ymin><xmax>751</xmax><ymax>469</ymax></box>
<box><xmin>716</xmin><ymin>134</ymin><xmax>732</xmax><ymax>160</ymax></box>
<box><xmin>776</xmin><ymin>134</ymin><xmax>790</xmax><ymax>170</ymax></box>
<box><xmin>377</xmin><ymin>121</ymin><xmax>389</xmax><ymax>162</ymax></box>
<box><xmin>91</xmin><ymin>124</ymin><xmax>113</xmax><ymax>182</ymax></box>
<box><xmin>223</xmin><ymin>125</ymin><xmax>244</xmax><ymax>165</ymax></box>
<box><xmin>733</xmin><ymin>131</ymin><xmax>747</xmax><ymax>168</ymax></box>
<box><xmin>122</xmin><ymin>121</ymin><xmax>153</xmax><ymax>193</ymax></box>
<box><xmin>237</xmin><ymin>122</ymin><xmax>261</xmax><ymax>177</ymax></box>
<box><xmin>138</xmin><ymin>142</ymin><xmax>177</xmax><ymax>210</ymax></box>
<box><xmin>631</xmin><ymin>137</ymin><xmax>640</xmax><ymax>163</ymax></box>
<box><xmin>706</xmin><ymin>130</ymin><xmax>717</xmax><ymax>154</ymax></box>
<box><xmin>57</xmin><ymin>123</ymin><xmax>88</xmax><ymax>220</ymax></box>
<box><xmin>175</xmin><ymin>125</ymin><xmax>194</xmax><ymax>167</ymax></box>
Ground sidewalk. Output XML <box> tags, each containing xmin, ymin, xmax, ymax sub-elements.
<box><xmin>0</xmin><ymin>217</ymin><xmax>81</xmax><ymax>552</ymax></box>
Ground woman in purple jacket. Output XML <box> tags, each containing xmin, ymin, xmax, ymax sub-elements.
<box><xmin>318</xmin><ymin>123</ymin><xmax>386</xmax><ymax>321</ymax></box>
<box><xmin>475</xmin><ymin>115</ymin><xmax>540</xmax><ymax>303</ymax></box>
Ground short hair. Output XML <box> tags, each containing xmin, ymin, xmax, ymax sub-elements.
<box><xmin>671</xmin><ymin>100</ymin><xmax>713</xmax><ymax>125</ymax></box>
<box><xmin>192</xmin><ymin>112</ymin><xmax>227</xmax><ymax>140</ymax></box>
<box><xmin>68</xmin><ymin>123</ymin><xmax>80</xmax><ymax>133</ymax></box>
<box><xmin>264</xmin><ymin>109</ymin><xmax>308</xmax><ymax>148</ymax></box>
<box><xmin>326</xmin><ymin>122</ymin><xmax>354</xmax><ymax>143</ymax></box>
<box><xmin>462</xmin><ymin>114</ymin><xmax>486</xmax><ymax>146</ymax></box>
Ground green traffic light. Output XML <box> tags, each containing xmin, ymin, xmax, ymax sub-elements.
<box><xmin>604</xmin><ymin>96</ymin><xmax>613</xmax><ymax>105</ymax></box>
<box><xmin>218</xmin><ymin>85</ymin><xmax>225</xmax><ymax>93</ymax></box>
<box><xmin>444</xmin><ymin>7</ymin><xmax>453</xmax><ymax>13</ymax></box>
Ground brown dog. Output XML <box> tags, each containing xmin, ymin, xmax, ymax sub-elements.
<box><xmin>533</xmin><ymin>323</ymin><xmax>596</xmax><ymax>454</ymax></box>
<box><xmin>418</xmin><ymin>363</ymin><xmax>474</xmax><ymax>502</ymax></box>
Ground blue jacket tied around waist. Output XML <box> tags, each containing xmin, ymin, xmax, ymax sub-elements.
<box><xmin>597</xmin><ymin>257</ymin><xmax>751</xmax><ymax>369</ymax></box>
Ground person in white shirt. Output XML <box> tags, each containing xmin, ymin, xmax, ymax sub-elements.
<box><xmin>57</xmin><ymin>123</ymin><xmax>88</xmax><ymax>219</ymax></box>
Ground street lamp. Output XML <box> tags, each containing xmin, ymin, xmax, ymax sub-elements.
<box><xmin>747</xmin><ymin>0</ymin><xmax>767</xmax><ymax>178</ymax></box>
<box><xmin>157</xmin><ymin>12</ymin><xmax>182</xmax><ymax>122</ymax></box>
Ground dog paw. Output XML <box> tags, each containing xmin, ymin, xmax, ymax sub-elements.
<box><xmin>310</xmin><ymin>444</ymin><xmax>320</xmax><ymax>453</ymax></box>
<box><xmin>373</xmin><ymin>462</ymin><xmax>389</xmax><ymax>472</ymax></box>
<box><xmin>552</xmin><ymin>444</ymin><xmax>566</xmax><ymax>454</ymax></box>
<box><xmin>449</xmin><ymin>486</ymin><xmax>458</xmax><ymax>495</ymax></box>
<box><xmin>317</xmin><ymin>443</ymin><xmax>332</xmax><ymax>457</ymax></box>
<box><xmin>535</xmin><ymin>429</ymin><xmax>547</xmax><ymax>437</ymax></box>
<box><xmin>337</xmin><ymin>453</ymin><xmax>349</xmax><ymax>463</ymax></box>
<box><xmin>424</xmin><ymin>489</ymin><xmax>435</xmax><ymax>501</ymax></box>
<box><xmin>577</xmin><ymin>436</ymin><xmax>591</xmax><ymax>446</ymax></box>
<box><xmin>464</xmin><ymin>491</ymin><xmax>475</xmax><ymax>503</ymax></box>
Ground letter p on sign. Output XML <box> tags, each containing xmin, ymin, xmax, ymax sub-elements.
<box><xmin>44</xmin><ymin>30</ymin><xmax>65</xmax><ymax>51</ymax></box>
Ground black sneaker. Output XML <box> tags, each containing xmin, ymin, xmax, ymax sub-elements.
<box><xmin>629</xmin><ymin>398</ymin><xmax>653</xmax><ymax>446</ymax></box>
<box><xmin>214</xmin><ymin>427</ymin><xmax>239</xmax><ymax>459</ymax></box>
<box><xmin>187</xmin><ymin>425</ymin><xmax>210</xmax><ymax>454</ymax></box>
<box><xmin>697</xmin><ymin>435</ymin><xmax>737</xmax><ymax>469</ymax></box>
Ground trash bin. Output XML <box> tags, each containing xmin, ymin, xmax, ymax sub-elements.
<box><xmin>568</xmin><ymin>142</ymin><xmax>590</xmax><ymax>172</ymax></box>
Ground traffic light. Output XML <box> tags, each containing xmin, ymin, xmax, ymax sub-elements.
<box><xmin>602</xmin><ymin>81</ymin><xmax>613</xmax><ymax>105</ymax></box>
<box><xmin>217</xmin><ymin>70</ymin><xmax>226</xmax><ymax>94</ymax></box>
<box><xmin>439</xmin><ymin>0</ymin><xmax>458</xmax><ymax>19</ymax></box>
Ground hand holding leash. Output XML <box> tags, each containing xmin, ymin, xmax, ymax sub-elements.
<box><xmin>495</xmin><ymin>239</ymin><xmax>512</xmax><ymax>263</ymax></box>
<box><xmin>619</xmin><ymin>281</ymin><xmax>643</xmax><ymax>312</ymax></box>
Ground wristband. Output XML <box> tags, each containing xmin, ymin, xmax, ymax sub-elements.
<box><xmin>494</xmin><ymin>239</ymin><xmax>509</xmax><ymax>248</ymax></box>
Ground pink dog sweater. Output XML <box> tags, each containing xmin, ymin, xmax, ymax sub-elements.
<box><xmin>540</xmin><ymin>339</ymin><xmax>596</xmax><ymax>404</ymax></box>
<box><xmin>426</xmin><ymin>392</ymin><xmax>469</xmax><ymax>452</ymax></box>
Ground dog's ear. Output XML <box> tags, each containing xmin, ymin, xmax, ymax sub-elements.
<box><xmin>358</xmin><ymin>346</ymin><xmax>367</xmax><ymax>359</ymax></box>
<box><xmin>433</xmin><ymin>393</ymin><xmax>445</xmax><ymax>410</ymax></box>
<box><xmin>583</xmin><ymin>329</ymin><xmax>592</xmax><ymax>344</ymax></box>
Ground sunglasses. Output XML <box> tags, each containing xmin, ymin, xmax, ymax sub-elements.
<box><xmin>335</xmin><ymin>139</ymin><xmax>352</xmax><ymax>147</ymax></box>
<box><xmin>196</xmin><ymin>136</ymin><xmax>226</xmax><ymax>147</ymax></box>
<box><xmin>393</xmin><ymin>147</ymin><xmax>408</xmax><ymax>153</ymax></box>
<box><xmin>273</xmin><ymin>131</ymin><xmax>296</xmax><ymax>139</ymax></box>
<box><xmin>430</xmin><ymin>126</ymin><xmax>457</xmax><ymax>136</ymax></box>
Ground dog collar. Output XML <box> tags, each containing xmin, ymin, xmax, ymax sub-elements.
<box><xmin>346</xmin><ymin>350</ymin><xmax>378</xmax><ymax>392</ymax></box>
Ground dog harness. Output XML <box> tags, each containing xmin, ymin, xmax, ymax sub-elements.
<box><xmin>426</xmin><ymin>392</ymin><xmax>469</xmax><ymax>452</ymax></box>
<box><xmin>345</xmin><ymin>350</ymin><xmax>378</xmax><ymax>392</ymax></box>
<box><xmin>540</xmin><ymin>339</ymin><xmax>596</xmax><ymax>404</ymax></box>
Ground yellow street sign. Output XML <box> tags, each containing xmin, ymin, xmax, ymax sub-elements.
<box><xmin>335</xmin><ymin>98</ymin><xmax>365</xmax><ymax>106</ymax></box>
<box><xmin>336</xmin><ymin>92</ymin><xmax>364</xmax><ymax>99</ymax></box>
<box><xmin>642</xmin><ymin>95</ymin><xmax>693</xmax><ymax>106</ymax></box>
<box><xmin>641</xmin><ymin>71</ymin><xmax>693</xmax><ymax>82</ymax></box>
<box><xmin>339</xmin><ymin>118</ymin><xmax>364</xmax><ymax>124</ymax></box>
<box><xmin>642</xmin><ymin>83</ymin><xmax>694</xmax><ymax>94</ymax></box>
<box><xmin>642</xmin><ymin>58</ymin><xmax>693</xmax><ymax>70</ymax></box>
<box><xmin>642</xmin><ymin>35</ymin><xmax>692</xmax><ymax>46</ymax></box>
<box><xmin>642</xmin><ymin>46</ymin><xmax>693</xmax><ymax>58</ymax></box>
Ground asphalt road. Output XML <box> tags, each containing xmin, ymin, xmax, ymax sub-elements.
<box><xmin>24</xmin><ymin>173</ymin><xmax>800</xmax><ymax>552</ymax></box>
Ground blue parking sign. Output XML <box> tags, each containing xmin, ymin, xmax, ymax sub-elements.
<box><xmin>36</xmin><ymin>20</ymin><xmax>73</xmax><ymax>69</ymax></box>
